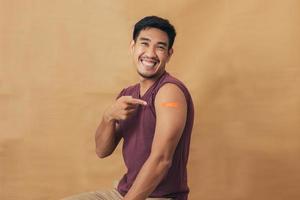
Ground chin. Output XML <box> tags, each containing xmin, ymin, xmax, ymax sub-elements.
<box><xmin>138</xmin><ymin>72</ymin><xmax>157</xmax><ymax>79</ymax></box>
<box><xmin>137</xmin><ymin>70</ymin><xmax>158</xmax><ymax>79</ymax></box>
<box><xmin>137</xmin><ymin>68</ymin><xmax>165</xmax><ymax>79</ymax></box>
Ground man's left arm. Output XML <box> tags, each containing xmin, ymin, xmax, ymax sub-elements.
<box><xmin>123</xmin><ymin>83</ymin><xmax>187</xmax><ymax>200</ymax></box>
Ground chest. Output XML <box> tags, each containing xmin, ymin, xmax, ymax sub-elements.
<box><xmin>119</xmin><ymin>103</ymin><xmax>156</xmax><ymax>140</ymax></box>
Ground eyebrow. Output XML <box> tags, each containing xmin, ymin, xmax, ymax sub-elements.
<box><xmin>138</xmin><ymin>37</ymin><xmax>151</xmax><ymax>42</ymax></box>
<box><xmin>138</xmin><ymin>37</ymin><xmax>168</xmax><ymax>47</ymax></box>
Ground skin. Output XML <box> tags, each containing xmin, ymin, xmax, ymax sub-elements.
<box><xmin>95</xmin><ymin>28</ymin><xmax>187</xmax><ymax>200</ymax></box>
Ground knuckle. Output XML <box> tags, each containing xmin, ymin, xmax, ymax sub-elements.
<box><xmin>117</xmin><ymin>96</ymin><xmax>124</xmax><ymax>101</ymax></box>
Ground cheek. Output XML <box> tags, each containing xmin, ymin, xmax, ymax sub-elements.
<box><xmin>158</xmin><ymin>54</ymin><xmax>169</xmax><ymax>63</ymax></box>
<box><xmin>132</xmin><ymin>51</ymin><xmax>140</xmax><ymax>61</ymax></box>
<box><xmin>134</xmin><ymin>49</ymin><xmax>144</xmax><ymax>57</ymax></box>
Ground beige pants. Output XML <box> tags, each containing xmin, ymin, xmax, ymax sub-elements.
<box><xmin>61</xmin><ymin>189</ymin><xmax>173</xmax><ymax>200</ymax></box>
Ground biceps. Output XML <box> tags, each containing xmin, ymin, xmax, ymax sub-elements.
<box><xmin>151</xmin><ymin>103</ymin><xmax>187</xmax><ymax>158</ymax></box>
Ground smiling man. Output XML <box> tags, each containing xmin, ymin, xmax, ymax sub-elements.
<box><xmin>63</xmin><ymin>16</ymin><xmax>194</xmax><ymax>200</ymax></box>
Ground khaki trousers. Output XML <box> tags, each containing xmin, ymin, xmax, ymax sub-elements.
<box><xmin>62</xmin><ymin>189</ymin><xmax>173</xmax><ymax>200</ymax></box>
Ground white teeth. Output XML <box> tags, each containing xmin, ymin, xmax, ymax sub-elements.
<box><xmin>141</xmin><ymin>59</ymin><xmax>156</xmax><ymax>68</ymax></box>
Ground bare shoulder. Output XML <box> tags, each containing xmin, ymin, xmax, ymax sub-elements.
<box><xmin>155</xmin><ymin>83</ymin><xmax>186</xmax><ymax>106</ymax></box>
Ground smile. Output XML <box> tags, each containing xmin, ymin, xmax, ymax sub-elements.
<box><xmin>140</xmin><ymin>58</ymin><xmax>158</xmax><ymax>68</ymax></box>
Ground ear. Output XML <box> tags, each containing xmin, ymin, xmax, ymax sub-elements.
<box><xmin>166</xmin><ymin>48</ymin><xmax>174</xmax><ymax>63</ymax></box>
<box><xmin>130</xmin><ymin>40</ymin><xmax>135</xmax><ymax>54</ymax></box>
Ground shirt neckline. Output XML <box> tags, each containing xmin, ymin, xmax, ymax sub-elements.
<box><xmin>138</xmin><ymin>71</ymin><xmax>167</xmax><ymax>99</ymax></box>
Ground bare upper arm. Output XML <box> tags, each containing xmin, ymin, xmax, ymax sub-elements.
<box><xmin>151</xmin><ymin>83</ymin><xmax>187</xmax><ymax>160</ymax></box>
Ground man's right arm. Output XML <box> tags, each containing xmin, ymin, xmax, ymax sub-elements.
<box><xmin>95</xmin><ymin>96</ymin><xmax>147</xmax><ymax>158</ymax></box>
<box><xmin>95</xmin><ymin>112</ymin><xmax>121</xmax><ymax>158</ymax></box>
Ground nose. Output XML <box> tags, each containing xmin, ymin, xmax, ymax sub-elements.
<box><xmin>145</xmin><ymin>46</ymin><xmax>156</xmax><ymax>58</ymax></box>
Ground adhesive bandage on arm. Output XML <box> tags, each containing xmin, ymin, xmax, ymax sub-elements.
<box><xmin>161</xmin><ymin>102</ymin><xmax>179</xmax><ymax>108</ymax></box>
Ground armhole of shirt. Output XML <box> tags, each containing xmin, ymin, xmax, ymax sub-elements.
<box><xmin>115</xmin><ymin>88</ymin><xmax>126</xmax><ymax>139</ymax></box>
<box><xmin>116</xmin><ymin>88</ymin><xmax>126</xmax><ymax>100</ymax></box>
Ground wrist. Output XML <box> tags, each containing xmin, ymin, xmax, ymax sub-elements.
<box><xmin>103</xmin><ymin>107</ymin><xmax>116</xmax><ymax>123</ymax></box>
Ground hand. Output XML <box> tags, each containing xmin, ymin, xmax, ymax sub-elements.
<box><xmin>104</xmin><ymin>96</ymin><xmax>147</xmax><ymax>122</ymax></box>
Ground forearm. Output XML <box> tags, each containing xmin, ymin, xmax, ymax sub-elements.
<box><xmin>95</xmin><ymin>113</ymin><xmax>118</xmax><ymax>158</ymax></box>
<box><xmin>123</xmin><ymin>154</ymin><xmax>172</xmax><ymax>200</ymax></box>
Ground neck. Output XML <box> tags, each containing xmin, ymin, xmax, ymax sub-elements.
<box><xmin>139</xmin><ymin>70</ymin><xmax>165</xmax><ymax>96</ymax></box>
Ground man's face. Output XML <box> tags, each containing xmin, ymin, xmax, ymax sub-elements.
<box><xmin>131</xmin><ymin>28</ymin><xmax>173</xmax><ymax>79</ymax></box>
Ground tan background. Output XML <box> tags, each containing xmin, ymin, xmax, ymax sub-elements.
<box><xmin>1</xmin><ymin>0</ymin><xmax>300</xmax><ymax>199</ymax></box>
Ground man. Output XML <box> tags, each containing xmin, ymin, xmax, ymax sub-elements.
<box><xmin>63</xmin><ymin>16</ymin><xmax>194</xmax><ymax>200</ymax></box>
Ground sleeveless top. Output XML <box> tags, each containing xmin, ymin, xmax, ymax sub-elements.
<box><xmin>116</xmin><ymin>71</ymin><xmax>194</xmax><ymax>200</ymax></box>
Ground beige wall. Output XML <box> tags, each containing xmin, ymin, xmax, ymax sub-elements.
<box><xmin>1</xmin><ymin>0</ymin><xmax>300</xmax><ymax>199</ymax></box>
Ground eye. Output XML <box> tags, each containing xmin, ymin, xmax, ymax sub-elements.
<box><xmin>140</xmin><ymin>42</ymin><xmax>148</xmax><ymax>46</ymax></box>
<box><xmin>157</xmin><ymin>46</ymin><xmax>166</xmax><ymax>51</ymax></box>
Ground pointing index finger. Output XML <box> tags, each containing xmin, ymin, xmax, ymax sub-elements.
<box><xmin>127</xmin><ymin>97</ymin><xmax>147</xmax><ymax>106</ymax></box>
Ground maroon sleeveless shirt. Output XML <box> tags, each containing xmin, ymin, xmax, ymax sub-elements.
<box><xmin>116</xmin><ymin>71</ymin><xmax>194</xmax><ymax>200</ymax></box>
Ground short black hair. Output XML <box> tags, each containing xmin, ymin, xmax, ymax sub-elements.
<box><xmin>133</xmin><ymin>16</ymin><xmax>176</xmax><ymax>50</ymax></box>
